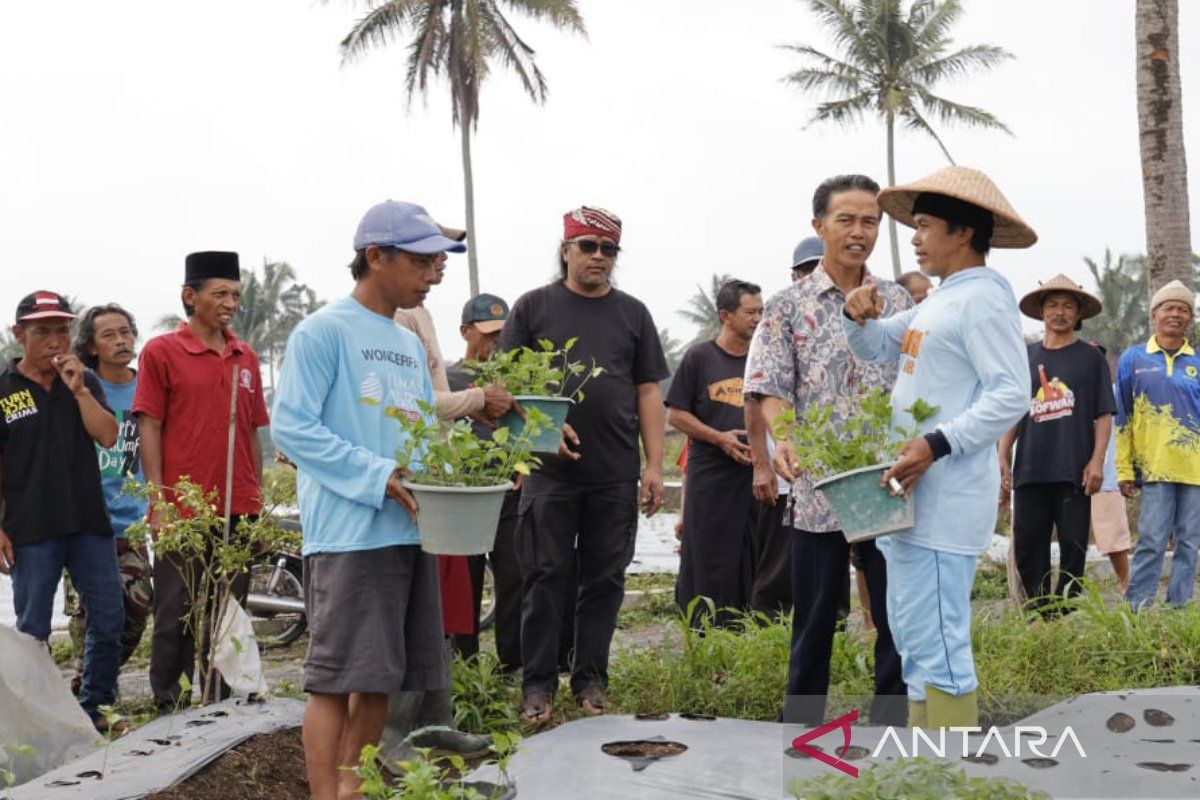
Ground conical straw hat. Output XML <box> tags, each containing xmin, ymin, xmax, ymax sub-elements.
<box><xmin>1018</xmin><ymin>273</ymin><xmax>1102</xmax><ymax>321</ymax></box>
<box><xmin>877</xmin><ymin>166</ymin><xmax>1038</xmax><ymax>249</ymax></box>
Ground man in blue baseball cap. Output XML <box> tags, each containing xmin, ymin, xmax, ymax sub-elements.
<box><xmin>791</xmin><ymin>237</ymin><xmax>824</xmax><ymax>282</ymax></box>
<box><xmin>273</xmin><ymin>199</ymin><xmax>464</xmax><ymax>800</ymax></box>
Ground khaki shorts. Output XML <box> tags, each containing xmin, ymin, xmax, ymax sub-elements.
<box><xmin>1091</xmin><ymin>491</ymin><xmax>1133</xmax><ymax>554</ymax></box>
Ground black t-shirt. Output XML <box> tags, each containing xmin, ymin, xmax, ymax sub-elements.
<box><xmin>498</xmin><ymin>281</ymin><xmax>669</xmax><ymax>483</ymax></box>
<box><xmin>665</xmin><ymin>340</ymin><xmax>748</xmax><ymax>468</ymax></box>
<box><xmin>0</xmin><ymin>360</ymin><xmax>114</xmax><ymax>546</ymax></box>
<box><xmin>1012</xmin><ymin>340</ymin><xmax>1116</xmax><ymax>488</ymax></box>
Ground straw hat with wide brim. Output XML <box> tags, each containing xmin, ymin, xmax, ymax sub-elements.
<box><xmin>1018</xmin><ymin>273</ymin><xmax>1103</xmax><ymax>321</ymax></box>
<box><xmin>877</xmin><ymin>166</ymin><xmax>1038</xmax><ymax>249</ymax></box>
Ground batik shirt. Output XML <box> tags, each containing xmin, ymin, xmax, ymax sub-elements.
<box><xmin>743</xmin><ymin>264</ymin><xmax>911</xmax><ymax>532</ymax></box>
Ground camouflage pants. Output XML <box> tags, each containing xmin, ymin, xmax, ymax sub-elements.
<box><xmin>64</xmin><ymin>538</ymin><xmax>153</xmax><ymax>673</ymax></box>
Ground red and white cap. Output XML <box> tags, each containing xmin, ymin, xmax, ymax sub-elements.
<box><xmin>15</xmin><ymin>291</ymin><xmax>76</xmax><ymax>323</ymax></box>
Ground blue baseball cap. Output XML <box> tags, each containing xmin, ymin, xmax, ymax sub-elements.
<box><xmin>792</xmin><ymin>237</ymin><xmax>824</xmax><ymax>269</ymax></box>
<box><xmin>353</xmin><ymin>200</ymin><xmax>469</xmax><ymax>254</ymax></box>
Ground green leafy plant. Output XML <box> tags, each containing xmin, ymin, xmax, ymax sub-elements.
<box><xmin>2</xmin><ymin>742</ymin><xmax>36</xmax><ymax>796</ymax></box>
<box><xmin>788</xmin><ymin>757</ymin><xmax>1046</xmax><ymax>800</ymax></box>
<box><xmin>397</xmin><ymin>402</ymin><xmax>546</xmax><ymax>488</ymax></box>
<box><xmin>354</xmin><ymin>732</ymin><xmax>520</xmax><ymax>800</ymax></box>
<box><xmin>451</xmin><ymin>651</ymin><xmax>522</xmax><ymax>735</ymax></box>
<box><xmin>125</xmin><ymin>479</ymin><xmax>299</xmax><ymax>704</ymax></box>
<box><xmin>773</xmin><ymin>389</ymin><xmax>938</xmax><ymax>480</ymax></box>
<box><xmin>463</xmin><ymin>338</ymin><xmax>603</xmax><ymax>401</ymax></box>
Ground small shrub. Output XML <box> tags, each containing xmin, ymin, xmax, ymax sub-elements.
<box><xmin>464</xmin><ymin>338</ymin><xmax>602</xmax><ymax>401</ymax></box>
<box><xmin>788</xmin><ymin>757</ymin><xmax>1047</xmax><ymax>800</ymax></box>
<box><xmin>451</xmin><ymin>652</ymin><xmax>521</xmax><ymax>735</ymax></box>
<box><xmin>355</xmin><ymin>732</ymin><xmax>519</xmax><ymax>800</ymax></box>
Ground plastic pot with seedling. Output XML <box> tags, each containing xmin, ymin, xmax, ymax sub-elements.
<box><xmin>463</xmin><ymin>337</ymin><xmax>603</xmax><ymax>455</ymax></box>
<box><xmin>397</xmin><ymin>403</ymin><xmax>546</xmax><ymax>556</ymax></box>
<box><xmin>774</xmin><ymin>389</ymin><xmax>938</xmax><ymax>542</ymax></box>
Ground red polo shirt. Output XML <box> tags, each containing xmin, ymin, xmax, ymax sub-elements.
<box><xmin>133</xmin><ymin>323</ymin><xmax>270</xmax><ymax>516</ymax></box>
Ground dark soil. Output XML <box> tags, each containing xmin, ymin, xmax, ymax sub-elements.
<box><xmin>601</xmin><ymin>739</ymin><xmax>687</xmax><ymax>758</ymax></box>
<box><xmin>144</xmin><ymin>729</ymin><xmax>308</xmax><ymax>800</ymax></box>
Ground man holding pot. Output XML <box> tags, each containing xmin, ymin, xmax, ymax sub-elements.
<box><xmin>843</xmin><ymin>166</ymin><xmax>1033</xmax><ymax>729</ymax></box>
<box><xmin>272</xmin><ymin>200</ymin><xmax>456</xmax><ymax>800</ymax></box>
<box><xmin>999</xmin><ymin>275</ymin><xmax>1114</xmax><ymax>613</ymax></box>
<box><xmin>500</xmin><ymin>205</ymin><xmax>669</xmax><ymax>724</ymax></box>
<box><xmin>744</xmin><ymin>174</ymin><xmax>910</xmax><ymax>727</ymax></box>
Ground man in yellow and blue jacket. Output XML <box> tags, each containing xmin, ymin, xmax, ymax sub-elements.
<box><xmin>1116</xmin><ymin>279</ymin><xmax>1200</xmax><ymax>608</ymax></box>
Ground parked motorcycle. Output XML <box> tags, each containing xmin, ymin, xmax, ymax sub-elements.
<box><xmin>245</xmin><ymin>518</ymin><xmax>497</xmax><ymax>648</ymax></box>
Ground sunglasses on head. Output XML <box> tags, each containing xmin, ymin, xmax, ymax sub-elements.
<box><xmin>570</xmin><ymin>239</ymin><xmax>621</xmax><ymax>257</ymax></box>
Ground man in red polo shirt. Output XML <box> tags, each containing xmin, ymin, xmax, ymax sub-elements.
<box><xmin>134</xmin><ymin>251</ymin><xmax>270</xmax><ymax>709</ymax></box>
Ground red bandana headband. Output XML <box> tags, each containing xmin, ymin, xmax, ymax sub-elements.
<box><xmin>563</xmin><ymin>206</ymin><xmax>622</xmax><ymax>243</ymax></box>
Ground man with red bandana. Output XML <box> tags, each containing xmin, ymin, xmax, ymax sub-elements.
<box><xmin>500</xmin><ymin>206</ymin><xmax>669</xmax><ymax>723</ymax></box>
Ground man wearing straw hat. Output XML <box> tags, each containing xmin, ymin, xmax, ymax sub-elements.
<box><xmin>998</xmin><ymin>276</ymin><xmax>1115</xmax><ymax>613</ymax></box>
<box><xmin>843</xmin><ymin>166</ymin><xmax>1033</xmax><ymax>729</ymax></box>
<box><xmin>1116</xmin><ymin>279</ymin><xmax>1200</xmax><ymax>609</ymax></box>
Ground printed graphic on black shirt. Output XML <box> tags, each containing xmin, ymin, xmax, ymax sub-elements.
<box><xmin>0</xmin><ymin>388</ymin><xmax>37</xmax><ymax>424</ymax></box>
<box><xmin>1030</xmin><ymin>364</ymin><xmax>1076</xmax><ymax>422</ymax></box>
<box><xmin>707</xmin><ymin>377</ymin><xmax>744</xmax><ymax>408</ymax></box>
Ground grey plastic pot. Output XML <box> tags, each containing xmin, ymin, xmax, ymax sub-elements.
<box><xmin>404</xmin><ymin>480</ymin><xmax>514</xmax><ymax>555</ymax></box>
<box><xmin>813</xmin><ymin>463</ymin><xmax>914</xmax><ymax>543</ymax></box>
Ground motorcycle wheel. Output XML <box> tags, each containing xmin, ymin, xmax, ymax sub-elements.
<box><xmin>248</xmin><ymin>561</ymin><xmax>307</xmax><ymax>648</ymax></box>
<box><xmin>479</xmin><ymin>560</ymin><xmax>497</xmax><ymax>631</ymax></box>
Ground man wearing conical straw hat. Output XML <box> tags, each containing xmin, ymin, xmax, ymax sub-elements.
<box><xmin>998</xmin><ymin>276</ymin><xmax>1115</xmax><ymax>614</ymax></box>
<box><xmin>843</xmin><ymin>166</ymin><xmax>1033</xmax><ymax>729</ymax></box>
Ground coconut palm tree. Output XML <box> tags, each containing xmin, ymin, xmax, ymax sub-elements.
<box><xmin>1135</xmin><ymin>0</ymin><xmax>1192</xmax><ymax>293</ymax></box>
<box><xmin>328</xmin><ymin>0</ymin><xmax>587</xmax><ymax>297</ymax></box>
<box><xmin>1081</xmin><ymin>250</ymin><xmax>1150</xmax><ymax>357</ymax></box>
<box><xmin>678</xmin><ymin>273</ymin><xmax>732</xmax><ymax>345</ymax></box>
<box><xmin>781</xmin><ymin>0</ymin><xmax>1013</xmax><ymax>276</ymax></box>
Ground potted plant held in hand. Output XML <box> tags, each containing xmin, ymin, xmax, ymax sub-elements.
<box><xmin>463</xmin><ymin>337</ymin><xmax>603</xmax><ymax>456</ymax></box>
<box><xmin>396</xmin><ymin>403</ymin><xmax>548</xmax><ymax>555</ymax></box>
<box><xmin>774</xmin><ymin>389</ymin><xmax>938</xmax><ymax>543</ymax></box>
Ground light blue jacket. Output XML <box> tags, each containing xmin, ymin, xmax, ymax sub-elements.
<box><xmin>843</xmin><ymin>266</ymin><xmax>1028</xmax><ymax>555</ymax></box>
<box><xmin>271</xmin><ymin>296</ymin><xmax>434</xmax><ymax>555</ymax></box>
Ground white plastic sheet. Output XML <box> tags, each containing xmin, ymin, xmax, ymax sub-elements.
<box><xmin>212</xmin><ymin>601</ymin><xmax>269</xmax><ymax>698</ymax></box>
<box><xmin>0</xmin><ymin>625</ymin><xmax>101</xmax><ymax>787</ymax></box>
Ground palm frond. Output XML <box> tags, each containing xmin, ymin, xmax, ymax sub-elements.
<box><xmin>339</xmin><ymin>0</ymin><xmax>427</xmax><ymax>64</ymax></box>
<box><xmin>913</xmin><ymin>87</ymin><xmax>1012</xmax><ymax>133</ymax></box>
<box><xmin>498</xmin><ymin>0</ymin><xmax>586</xmax><ymax>36</ymax></box>
<box><xmin>477</xmin><ymin>0</ymin><xmax>548</xmax><ymax>104</ymax></box>
<box><xmin>806</xmin><ymin>90</ymin><xmax>876</xmax><ymax>127</ymax></box>
<box><xmin>807</xmin><ymin>0</ymin><xmax>876</xmax><ymax>69</ymax></box>
<box><xmin>782</xmin><ymin>67</ymin><xmax>867</xmax><ymax>96</ymax></box>
<box><xmin>897</xmin><ymin>104</ymin><xmax>956</xmax><ymax>163</ymax></box>
<box><xmin>909</xmin><ymin>43</ymin><xmax>1013</xmax><ymax>83</ymax></box>
<box><xmin>908</xmin><ymin>0</ymin><xmax>963</xmax><ymax>49</ymax></box>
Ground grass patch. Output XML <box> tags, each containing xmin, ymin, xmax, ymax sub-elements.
<box><xmin>971</xmin><ymin>557</ymin><xmax>1010</xmax><ymax>601</ymax></box>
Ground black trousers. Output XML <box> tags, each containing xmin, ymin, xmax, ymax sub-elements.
<box><xmin>1013</xmin><ymin>482</ymin><xmax>1090</xmax><ymax>609</ymax></box>
<box><xmin>453</xmin><ymin>491</ymin><xmax>526</xmax><ymax>671</ymax></box>
<box><xmin>517</xmin><ymin>477</ymin><xmax>637</xmax><ymax>697</ymax></box>
<box><xmin>782</xmin><ymin>528</ymin><xmax>906</xmax><ymax>726</ymax></box>
<box><xmin>149</xmin><ymin>520</ymin><xmax>254</xmax><ymax>706</ymax></box>
<box><xmin>750</xmin><ymin>497</ymin><xmax>793</xmax><ymax>620</ymax></box>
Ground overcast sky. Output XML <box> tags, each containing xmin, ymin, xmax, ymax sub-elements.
<box><xmin>1</xmin><ymin>0</ymin><xmax>1197</xmax><ymax>363</ymax></box>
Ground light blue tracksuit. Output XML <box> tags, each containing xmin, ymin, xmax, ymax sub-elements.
<box><xmin>843</xmin><ymin>266</ymin><xmax>1028</xmax><ymax>699</ymax></box>
<box><xmin>271</xmin><ymin>296</ymin><xmax>434</xmax><ymax>556</ymax></box>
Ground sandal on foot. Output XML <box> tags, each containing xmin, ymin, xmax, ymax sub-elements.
<box><xmin>576</xmin><ymin>685</ymin><xmax>608</xmax><ymax>716</ymax></box>
<box><xmin>521</xmin><ymin>691</ymin><xmax>552</xmax><ymax>725</ymax></box>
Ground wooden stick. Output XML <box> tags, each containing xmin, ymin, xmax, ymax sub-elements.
<box><xmin>206</xmin><ymin>364</ymin><xmax>240</xmax><ymax>703</ymax></box>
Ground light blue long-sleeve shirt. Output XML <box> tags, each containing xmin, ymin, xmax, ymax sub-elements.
<box><xmin>843</xmin><ymin>266</ymin><xmax>1029</xmax><ymax>555</ymax></box>
<box><xmin>271</xmin><ymin>296</ymin><xmax>434</xmax><ymax>555</ymax></box>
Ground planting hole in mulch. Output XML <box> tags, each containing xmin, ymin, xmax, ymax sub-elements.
<box><xmin>963</xmin><ymin>753</ymin><xmax>999</xmax><ymax>765</ymax></box>
<box><xmin>1022</xmin><ymin>758</ymin><xmax>1058</xmax><ymax>769</ymax></box>
<box><xmin>1143</xmin><ymin>708</ymin><xmax>1175</xmax><ymax>727</ymax></box>
<box><xmin>835</xmin><ymin>745</ymin><xmax>870</xmax><ymax>760</ymax></box>
<box><xmin>144</xmin><ymin>728</ymin><xmax>308</xmax><ymax>800</ymax></box>
<box><xmin>635</xmin><ymin>712</ymin><xmax>669</xmax><ymax>721</ymax></box>
<box><xmin>784</xmin><ymin>744</ymin><xmax>824</xmax><ymax>759</ymax></box>
<box><xmin>679</xmin><ymin>713</ymin><xmax>715</xmax><ymax>721</ymax></box>
<box><xmin>1137</xmin><ymin>762</ymin><xmax>1192</xmax><ymax>773</ymax></box>
<box><xmin>602</xmin><ymin>739</ymin><xmax>688</xmax><ymax>758</ymax></box>
<box><xmin>1107</xmin><ymin>712</ymin><xmax>1136</xmax><ymax>732</ymax></box>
